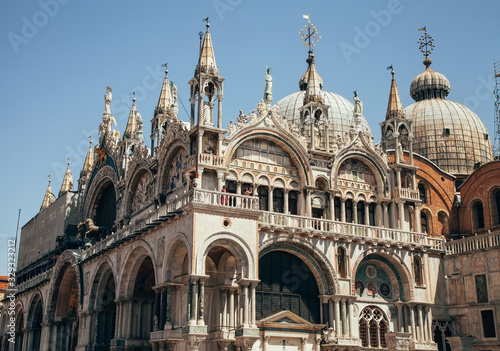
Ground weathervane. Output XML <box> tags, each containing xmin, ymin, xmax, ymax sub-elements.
<box><xmin>162</xmin><ymin>62</ymin><xmax>168</xmax><ymax>72</ymax></box>
<box><xmin>299</xmin><ymin>14</ymin><xmax>321</xmax><ymax>52</ymax></box>
<box><xmin>417</xmin><ymin>27</ymin><xmax>435</xmax><ymax>59</ymax></box>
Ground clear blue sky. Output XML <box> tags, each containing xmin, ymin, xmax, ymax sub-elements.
<box><xmin>1</xmin><ymin>0</ymin><xmax>499</xmax><ymax>274</ymax></box>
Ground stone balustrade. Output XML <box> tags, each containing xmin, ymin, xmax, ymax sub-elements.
<box><xmin>444</xmin><ymin>230</ymin><xmax>500</xmax><ymax>255</ymax></box>
<box><xmin>259</xmin><ymin>211</ymin><xmax>444</xmax><ymax>250</ymax></box>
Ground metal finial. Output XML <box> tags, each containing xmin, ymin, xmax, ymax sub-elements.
<box><xmin>202</xmin><ymin>16</ymin><xmax>209</xmax><ymax>28</ymax></box>
<box><xmin>89</xmin><ymin>135</ymin><xmax>92</xmax><ymax>144</ymax></box>
<box><xmin>299</xmin><ymin>15</ymin><xmax>321</xmax><ymax>52</ymax></box>
<box><xmin>131</xmin><ymin>91</ymin><xmax>136</xmax><ymax>102</ymax></box>
<box><xmin>417</xmin><ymin>27</ymin><xmax>435</xmax><ymax>59</ymax></box>
<box><xmin>47</xmin><ymin>174</ymin><xmax>51</xmax><ymax>183</ymax></box>
<box><xmin>67</xmin><ymin>157</ymin><xmax>70</xmax><ymax>166</ymax></box>
<box><xmin>162</xmin><ymin>62</ymin><xmax>168</xmax><ymax>73</ymax></box>
<box><xmin>387</xmin><ymin>64</ymin><xmax>394</xmax><ymax>76</ymax></box>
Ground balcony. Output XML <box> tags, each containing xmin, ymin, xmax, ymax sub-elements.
<box><xmin>394</xmin><ymin>187</ymin><xmax>420</xmax><ymax>201</ymax></box>
<box><xmin>259</xmin><ymin>212</ymin><xmax>444</xmax><ymax>251</ymax></box>
<box><xmin>444</xmin><ymin>231</ymin><xmax>500</xmax><ymax>255</ymax></box>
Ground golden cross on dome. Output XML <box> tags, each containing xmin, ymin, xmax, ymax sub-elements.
<box><xmin>299</xmin><ymin>14</ymin><xmax>321</xmax><ymax>52</ymax></box>
<box><xmin>417</xmin><ymin>27</ymin><xmax>435</xmax><ymax>58</ymax></box>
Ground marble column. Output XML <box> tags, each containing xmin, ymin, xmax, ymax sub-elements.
<box><xmin>364</xmin><ymin>202</ymin><xmax>370</xmax><ymax>225</ymax></box>
<box><xmin>334</xmin><ymin>298</ymin><xmax>341</xmax><ymax>337</ymax></box>
<box><xmin>268</xmin><ymin>186</ymin><xmax>274</xmax><ymax>213</ymax></box>
<box><xmin>341</xmin><ymin>199</ymin><xmax>346</xmax><ymax>222</ymax></box>
<box><xmin>284</xmin><ymin>189</ymin><xmax>289</xmax><ymax>215</ymax></box>
<box><xmin>353</xmin><ymin>201</ymin><xmax>358</xmax><ymax>224</ymax></box>
<box><xmin>228</xmin><ymin>289</ymin><xmax>235</xmax><ymax>329</ymax></box>
<box><xmin>414</xmin><ymin>203</ymin><xmax>421</xmax><ymax>233</ymax></box>
<box><xmin>329</xmin><ymin>192</ymin><xmax>335</xmax><ymax>220</ymax></box>
<box><xmin>217</xmin><ymin>95</ymin><xmax>223</xmax><ymax>128</ymax></box>
<box><xmin>409</xmin><ymin>305</ymin><xmax>416</xmax><ymax>341</ymax></box>
<box><xmin>198</xmin><ymin>279</ymin><xmax>205</xmax><ymax>325</ymax></box>
<box><xmin>418</xmin><ymin>305</ymin><xmax>424</xmax><ymax>342</ymax></box>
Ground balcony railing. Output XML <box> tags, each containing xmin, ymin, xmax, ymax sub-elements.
<box><xmin>337</xmin><ymin>179</ymin><xmax>376</xmax><ymax>192</ymax></box>
<box><xmin>397</xmin><ymin>188</ymin><xmax>420</xmax><ymax>201</ymax></box>
<box><xmin>259</xmin><ymin>212</ymin><xmax>444</xmax><ymax>250</ymax></box>
<box><xmin>199</xmin><ymin>153</ymin><xmax>224</xmax><ymax>167</ymax></box>
<box><xmin>444</xmin><ymin>231</ymin><xmax>500</xmax><ymax>255</ymax></box>
<box><xmin>192</xmin><ymin>189</ymin><xmax>259</xmax><ymax>211</ymax></box>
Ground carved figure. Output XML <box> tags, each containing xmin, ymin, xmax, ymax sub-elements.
<box><xmin>353</xmin><ymin>90</ymin><xmax>363</xmax><ymax>116</ymax></box>
<box><xmin>104</xmin><ymin>86</ymin><xmax>112</xmax><ymax>115</ymax></box>
<box><xmin>264</xmin><ymin>67</ymin><xmax>273</xmax><ymax>103</ymax></box>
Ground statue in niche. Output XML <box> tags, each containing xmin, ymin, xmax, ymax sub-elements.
<box><xmin>264</xmin><ymin>67</ymin><xmax>273</xmax><ymax>103</ymax></box>
<box><xmin>104</xmin><ymin>86</ymin><xmax>112</xmax><ymax>115</ymax></box>
<box><xmin>171</xmin><ymin>83</ymin><xmax>178</xmax><ymax>106</ymax></box>
<box><xmin>136</xmin><ymin>112</ymin><xmax>143</xmax><ymax>140</ymax></box>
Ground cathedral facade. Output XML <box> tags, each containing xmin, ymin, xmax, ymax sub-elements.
<box><xmin>1</xmin><ymin>21</ymin><xmax>499</xmax><ymax>351</ymax></box>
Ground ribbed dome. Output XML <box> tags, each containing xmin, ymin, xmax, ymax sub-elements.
<box><xmin>405</xmin><ymin>99</ymin><xmax>493</xmax><ymax>175</ymax></box>
<box><xmin>277</xmin><ymin>90</ymin><xmax>373</xmax><ymax>138</ymax></box>
<box><xmin>410</xmin><ymin>64</ymin><xmax>450</xmax><ymax>101</ymax></box>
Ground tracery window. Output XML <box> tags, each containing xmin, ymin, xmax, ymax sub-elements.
<box><xmin>359</xmin><ymin>306</ymin><xmax>388</xmax><ymax>348</ymax></box>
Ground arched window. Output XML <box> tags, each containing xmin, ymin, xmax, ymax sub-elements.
<box><xmin>414</xmin><ymin>256</ymin><xmax>423</xmax><ymax>286</ymax></box>
<box><xmin>472</xmin><ymin>201</ymin><xmax>485</xmax><ymax>231</ymax></box>
<box><xmin>418</xmin><ymin>183</ymin><xmax>427</xmax><ymax>204</ymax></box>
<box><xmin>491</xmin><ymin>188</ymin><xmax>500</xmax><ymax>226</ymax></box>
<box><xmin>421</xmin><ymin>212</ymin><xmax>428</xmax><ymax>233</ymax></box>
<box><xmin>438</xmin><ymin>212</ymin><xmax>449</xmax><ymax>236</ymax></box>
<box><xmin>359</xmin><ymin>306</ymin><xmax>388</xmax><ymax>348</ymax></box>
<box><xmin>337</xmin><ymin>246</ymin><xmax>347</xmax><ymax>278</ymax></box>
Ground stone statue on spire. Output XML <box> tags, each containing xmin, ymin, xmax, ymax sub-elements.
<box><xmin>264</xmin><ymin>67</ymin><xmax>273</xmax><ymax>104</ymax></box>
<box><xmin>104</xmin><ymin>86</ymin><xmax>112</xmax><ymax>115</ymax></box>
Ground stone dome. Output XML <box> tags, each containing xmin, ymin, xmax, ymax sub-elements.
<box><xmin>277</xmin><ymin>90</ymin><xmax>373</xmax><ymax>138</ymax></box>
<box><xmin>405</xmin><ymin>99</ymin><xmax>494</xmax><ymax>176</ymax></box>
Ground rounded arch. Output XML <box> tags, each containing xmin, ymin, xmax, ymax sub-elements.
<box><xmin>124</xmin><ymin>162</ymin><xmax>154</xmax><ymax>217</ymax></box>
<box><xmin>256</xmin><ymin>174</ymin><xmax>271</xmax><ymax>186</ymax></box>
<box><xmin>46</xmin><ymin>250</ymin><xmax>82</xmax><ymax>321</ymax></box>
<box><xmin>26</xmin><ymin>291</ymin><xmax>44</xmax><ymax>351</ymax></box>
<box><xmin>272</xmin><ymin>177</ymin><xmax>286</xmax><ymax>188</ymax></box>
<box><xmin>471</xmin><ymin>199</ymin><xmax>485</xmax><ymax>231</ymax></box>
<box><xmin>26</xmin><ymin>290</ymin><xmax>43</xmax><ymax>328</ymax></box>
<box><xmin>315</xmin><ymin>175</ymin><xmax>330</xmax><ymax>190</ymax></box>
<box><xmin>195</xmin><ymin>232</ymin><xmax>255</xmax><ymax>280</ymax></box>
<box><xmin>351</xmin><ymin>249</ymin><xmax>412</xmax><ymax>301</ymax></box>
<box><xmin>88</xmin><ymin>258</ymin><xmax>117</xmax><ymax>309</ymax></box>
<box><xmin>240</xmin><ymin>171</ymin><xmax>255</xmax><ymax>184</ymax></box>
<box><xmin>259</xmin><ymin>236</ymin><xmax>339</xmax><ymax>295</ymax></box>
<box><xmin>118</xmin><ymin>243</ymin><xmax>157</xmax><ymax>298</ymax></box>
<box><xmin>164</xmin><ymin>233</ymin><xmax>191</xmax><ymax>282</ymax></box>
<box><xmin>420</xmin><ymin>208</ymin><xmax>432</xmax><ymax>234</ymax></box>
<box><xmin>158</xmin><ymin>140</ymin><xmax>189</xmax><ymax>196</ymax></box>
<box><xmin>224</xmin><ymin>131</ymin><xmax>311</xmax><ymax>186</ymax></box>
<box><xmin>83</xmin><ymin>165</ymin><xmax>119</xmax><ymax>221</ymax></box>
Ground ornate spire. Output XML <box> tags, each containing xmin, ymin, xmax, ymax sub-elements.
<box><xmin>196</xmin><ymin>18</ymin><xmax>218</xmax><ymax>75</ymax></box>
<box><xmin>59</xmin><ymin>158</ymin><xmax>74</xmax><ymax>196</ymax></box>
<box><xmin>299</xmin><ymin>16</ymin><xmax>323</xmax><ymax>104</ymax></box>
<box><xmin>417</xmin><ymin>26</ymin><xmax>435</xmax><ymax>69</ymax></box>
<box><xmin>303</xmin><ymin>52</ymin><xmax>324</xmax><ymax>104</ymax></box>
<box><xmin>124</xmin><ymin>94</ymin><xmax>140</xmax><ymax>140</ymax></box>
<box><xmin>155</xmin><ymin>63</ymin><xmax>173</xmax><ymax>116</ymax></box>
<box><xmin>82</xmin><ymin>137</ymin><xmax>94</xmax><ymax>174</ymax></box>
<box><xmin>40</xmin><ymin>175</ymin><xmax>55</xmax><ymax>211</ymax></box>
<box><xmin>386</xmin><ymin>65</ymin><xmax>405</xmax><ymax>120</ymax></box>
